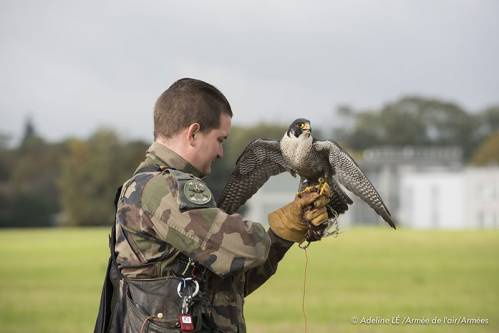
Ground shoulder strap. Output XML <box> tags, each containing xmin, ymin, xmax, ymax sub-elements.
<box><xmin>134</xmin><ymin>163</ymin><xmax>166</xmax><ymax>175</ymax></box>
<box><xmin>93</xmin><ymin>186</ymin><xmax>123</xmax><ymax>333</ymax></box>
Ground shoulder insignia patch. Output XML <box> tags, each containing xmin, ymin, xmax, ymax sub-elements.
<box><xmin>183</xmin><ymin>179</ymin><xmax>213</xmax><ymax>205</ymax></box>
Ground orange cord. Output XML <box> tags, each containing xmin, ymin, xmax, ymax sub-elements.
<box><xmin>302</xmin><ymin>247</ymin><xmax>309</xmax><ymax>333</ymax></box>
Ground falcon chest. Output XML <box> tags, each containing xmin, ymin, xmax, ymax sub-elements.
<box><xmin>281</xmin><ymin>136</ymin><xmax>319</xmax><ymax>178</ymax></box>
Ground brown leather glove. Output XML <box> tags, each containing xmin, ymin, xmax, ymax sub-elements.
<box><xmin>268</xmin><ymin>191</ymin><xmax>330</xmax><ymax>242</ymax></box>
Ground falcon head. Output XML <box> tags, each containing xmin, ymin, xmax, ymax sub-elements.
<box><xmin>287</xmin><ymin>118</ymin><xmax>312</xmax><ymax>138</ymax></box>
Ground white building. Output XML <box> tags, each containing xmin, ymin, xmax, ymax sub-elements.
<box><xmin>465</xmin><ymin>168</ymin><xmax>499</xmax><ymax>229</ymax></box>
<box><xmin>356</xmin><ymin>146</ymin><xmax>463</xmax><ymax>226</ymax></box>
<box><xmin>399</xmin><ymin>170</ymin><xmax>465</xmax><ymax>228</ymax></box>
<box><xmin>396</xmin><ymin>167</ymin><xmax>499</xmax><ymax>229</ymax></box>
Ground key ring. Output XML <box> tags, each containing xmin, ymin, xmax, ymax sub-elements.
<box><xmin>177</xmin><ymin>277</ymin><xmax>199</xmax><ymax>298</ymax></box>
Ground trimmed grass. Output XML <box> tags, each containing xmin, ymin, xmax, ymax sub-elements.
<box><xmin>0</xmin><ymin>227</ymin><xmax>497</xmax><ymax>333</ymax></box>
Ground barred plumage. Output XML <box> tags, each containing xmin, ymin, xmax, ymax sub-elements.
<box><xmin>217</xmin><ymin>139</ymin><xmax>292</xmax><ymax>215</ymax></box>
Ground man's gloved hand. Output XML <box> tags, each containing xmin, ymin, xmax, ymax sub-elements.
<box><xmin>268</xmin><ymin>191</ymin><xmax>330</xmax><ymax>242</ymax></box>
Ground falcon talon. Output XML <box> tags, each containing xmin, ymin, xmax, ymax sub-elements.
<box><xmin>319</xmin><ymin>182</ymin><xmax>331</xmax><ymax>197</ymax></box>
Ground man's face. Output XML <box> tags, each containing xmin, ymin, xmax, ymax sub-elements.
<box><xmin>193</xmin><ymin>113</ymin><xmax>231</xmax><ymax>175</ymax></box>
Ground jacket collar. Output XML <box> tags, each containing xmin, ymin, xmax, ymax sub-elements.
<box><xmin>140</xmin><ymin>142</ymin><xmax>204</xmax><ymax>178</ymax></box>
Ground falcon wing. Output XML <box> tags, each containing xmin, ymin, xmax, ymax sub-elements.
<box><xmin>314</xmin><ymin>140</ymin><xmax>396</xmax><ymax>229</ymax></box>
<box><xmin>218</xmin><ymin>139</ymin><xmax>293</xmax><ymax>214</ymax></box>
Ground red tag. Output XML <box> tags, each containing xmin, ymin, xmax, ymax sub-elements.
<box><xmin>179</xmin><ymin>314</ymin><xmax>194</xmax><ymax>332</ymax></box>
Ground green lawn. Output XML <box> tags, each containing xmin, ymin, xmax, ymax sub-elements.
<box><xmin>0</xmin><ymin>227</ymin><xmax>497</xmax><ymax>333</ymax></box>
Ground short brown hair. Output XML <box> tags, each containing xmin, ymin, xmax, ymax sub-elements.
<box><xmin>154</xmin><ymin>78</ymin><xmax>233</xmax><ymax>139</ymax></box>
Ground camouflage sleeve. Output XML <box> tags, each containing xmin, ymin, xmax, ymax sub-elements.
<box><xmin>141</xmin><ymin>171</ymin><xmax>271</xmax><ymax>278</ymax></box>
<box><xmin>243</xmin><ymin>229</ymin><xmax>294</xmax><ymax>296</ymax></box>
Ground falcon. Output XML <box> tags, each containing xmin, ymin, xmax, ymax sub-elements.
<box><xmin>217</xmin><ymin>118</ymin><xmax>396</xmax><ymax>229</ymax></box>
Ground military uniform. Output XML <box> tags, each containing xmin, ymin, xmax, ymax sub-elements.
<box><xmin>107</xmin><ymin>142</ymin><xmax>294</xmax><ymax>333</ymax></box>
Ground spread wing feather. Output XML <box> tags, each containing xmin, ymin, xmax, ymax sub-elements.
<box><xmin>218</xmin><ymin>139</ymin><xmax>293</xmax><ymax>214</ymax></box>
<box><xmin>329</xmin><ymin>178</ymin><xmax>354</xmax><ymax>215</ymax></box>
<box><xmin>314</xmin><ymin>140</ymin><xmax>396</xmax><ymax>229</ymax></box>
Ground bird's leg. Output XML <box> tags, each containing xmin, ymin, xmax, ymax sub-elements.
<box><xmin>317</xmin><ymin>177</ymin><xmax>331</xmax><ymax>197</ymax></box>
<box><xmin>298</xmin><ymin>177</ymin><xmax>338</xmax><ymax>244</ymax></box>
<box><xmin>297</xmin><ymin>177</ymin><xmax>332</xmax><ymax>199</ymax></box>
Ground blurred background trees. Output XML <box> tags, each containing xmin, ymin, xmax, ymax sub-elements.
<box><xmin>470</xmin><ymin>132</ymin><xmax>499</xmax><ymax>166</ymax></box>
<box><xmin>58</xmin><ymin>129</ymin><xmax>148</xmax><ymax>226</ymax></box>
<box><xmin>0</xmin><ymin>119</ymin><xmax>64</xmax><ymax>227</ymax></box>
<box><xmin>333</xmin><ymin>96</ymin><xmax>497</xmax><ymax>160</ymax></box>
<box><xmin>1</xmin><ymin>96</ymin><xmax>498</xmax><ymax>227</ymax></box>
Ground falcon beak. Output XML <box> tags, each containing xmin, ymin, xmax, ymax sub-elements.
<box><xmin>303</xmin><ymin>123</ymin><xmax>311</xmax><ymax>136</ymax></box>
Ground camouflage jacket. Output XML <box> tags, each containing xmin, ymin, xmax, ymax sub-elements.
<box><xmin>114</xmin><ymin>142</ymin><xmax>294</xmax><ymax>333</ymax></box>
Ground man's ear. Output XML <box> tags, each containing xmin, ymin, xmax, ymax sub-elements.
<box><xmin>186</xmin><ymin>123</ymin><xmax>201</xmax><ymax>146</ymax></box>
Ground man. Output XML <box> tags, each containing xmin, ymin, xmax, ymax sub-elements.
<box><xmin>95</xmin><ymin>78</ymin><xmax>330</xmax><ymax>333</ymax></box>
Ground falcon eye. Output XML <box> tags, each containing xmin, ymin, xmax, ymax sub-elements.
<box><xmin>298</xmin><ymin>123</ymin><xmax>305</xmax><ymax>129</ymax></box>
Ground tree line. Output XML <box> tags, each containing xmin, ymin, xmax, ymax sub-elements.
<box><xmin>1</xmin><ymin>96</ymin><xmax>498</xmax><ymax>228</ymax></box>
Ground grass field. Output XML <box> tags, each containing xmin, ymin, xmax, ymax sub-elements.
<box><xmin>0</xmin><ymin>227</ymin><xmax>498</xmax><ymax>333</ymax></box>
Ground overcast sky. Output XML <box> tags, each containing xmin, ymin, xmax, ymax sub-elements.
<box><xmin>1</xmin><ymin>0</ymin><xmax>498</xmax><ymax>143</ymax></box>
